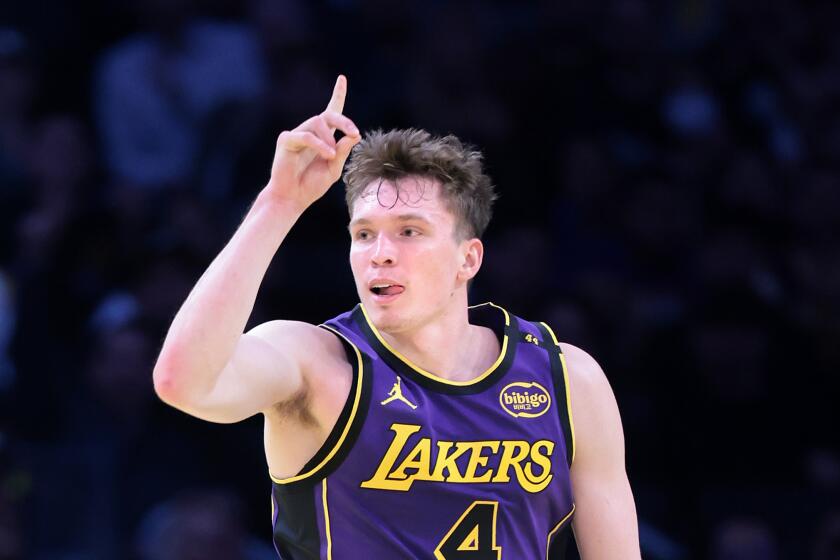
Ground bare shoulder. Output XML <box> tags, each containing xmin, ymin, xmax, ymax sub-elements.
<box><xmin>247</xmin><ymin>319</ymin><xmax>348</xmax><ymax>368</ymax></box>
<box><xmin>246</xmin><ymin>319</ymin><xmax>352</xmax><ymax>412</ymax></box>
<box><xmin>558</xmin><ymin>342</ymin><xmax>625</xmax><ymax>469</ymax></box>
<box><xmin>558</xmin><ymin>342</ymin><xmax>613</xmax><ymax>404</ymax></box>
<box><xmin>249</xmin><ymin>319</ymin><xmax>353</xmax><ymax>417</ymax></box>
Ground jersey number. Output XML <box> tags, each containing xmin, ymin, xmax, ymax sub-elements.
<box><xmin>434</xmin><ymin>501</ymin><xmax>501</xmax><ymax>559</ymax></box>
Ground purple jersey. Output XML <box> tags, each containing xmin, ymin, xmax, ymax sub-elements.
<box><xmin>270</xmin><ymin>302</ymin><xmax>576</xmax><ymax>559</ymax></box>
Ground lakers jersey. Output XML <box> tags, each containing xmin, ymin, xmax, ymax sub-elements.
<box><xmin>270</xmin><ymin>302</ymin><xmax>576</xmax><ymax>559</ymax></box>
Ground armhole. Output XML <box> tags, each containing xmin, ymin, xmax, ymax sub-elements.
<box><xmin>535</xmin><ymin>322</ymin><xmax>576</xmax><ymax>468</ymax></box>
<box><xmin>269</xmin><ymin>324</ymin><xmax>372</xmax><ymax>486</ymax></box>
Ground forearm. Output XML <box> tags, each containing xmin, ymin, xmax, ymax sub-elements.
<box><xmin>153</xmin><ymin>186</ymin><xmax>303</xmax><ymax>401</ymax></box>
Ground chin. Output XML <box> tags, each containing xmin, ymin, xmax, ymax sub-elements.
<box><xmin>365</xmin><ymin>302</ymin><xmax>410</xmax><ymax>334</ymax></box>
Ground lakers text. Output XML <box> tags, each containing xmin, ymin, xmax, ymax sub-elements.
<box><xmin>361</xmin><ymin>423</ymin><xmax>555</xmax><ymax>493</ymax></box>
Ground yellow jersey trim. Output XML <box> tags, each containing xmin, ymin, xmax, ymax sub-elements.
<box><xmin>545</xmin><ymin>503</ymin><xmax>576</xmax><ymax>560</ymax></box>
<box><xmin>358</xmin><ymin>301</ymin><xmax>510</xmax><ymax>386</ymax></box>
<box><xmin>322</xmin><ymin>478</ymin><xmax>333</xmax><ymax>559</ymax></box>
<box><xmin>539</xmin><ymin>322</ymin><xmax>576</xmax><ymax>465</ymax></box>
<box><xmin>269</xmin><ymin>325</ymin><xmax>364</xmax><ymax>484</ymax></box>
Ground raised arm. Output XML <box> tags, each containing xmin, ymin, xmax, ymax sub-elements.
<box><xmin>561</xmin><ymin>343</ymin><xmax>642</xmax><ymax>558</ymax></box>
<box><xmin>153</xmin><ymin>76</ymin><xmax>361</xmax><ymax>424</ymax></box>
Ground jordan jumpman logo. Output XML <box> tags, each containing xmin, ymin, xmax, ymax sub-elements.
<box><xmin>381</xmin><ymin>376</ymin><xmax>417</xmax><ymax>409</ymax></box>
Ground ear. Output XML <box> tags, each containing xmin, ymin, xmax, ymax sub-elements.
<box><xmin>457</xmin><ymin>238</ymin><xmax>484</xmax><ymax>283</ymax></box>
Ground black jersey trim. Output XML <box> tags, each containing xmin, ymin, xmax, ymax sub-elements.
<box><xmin>546</xmin><ymin>503</ymin><xmax>576</xmax><ymax>560</ymax></box>
<box><xmin>535</xmin><ymin>322</ymin><xmax>575</xmax><ymax>468</ymax></box>
<box><xmin>269</xmin><ymin>324</ymin><xmax>372</xmax><ymax>486</ymax></box>
<box><xmin>351</xmin><ymin>302</ymin><xmax>518</xmax><ymax>395</ymax></box>
<box><xmin>271</xmin><ymin>481</ymin><xmax>321</xmax><ymax>559</ymax></box>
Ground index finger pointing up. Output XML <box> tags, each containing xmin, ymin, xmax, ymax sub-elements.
<box><xmin>326</xmin><ymin>75</ymin><xmax>347</xmax><ymax>115</ymax></box>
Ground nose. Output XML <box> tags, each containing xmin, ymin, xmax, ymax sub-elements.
<box><xmin>371</xmin><ymin>233</ymin><xmax>396</xmax><ymax>266</ymax></box>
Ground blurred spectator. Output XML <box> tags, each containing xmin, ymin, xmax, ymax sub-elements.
<box><xmin>7</xmin><ymin>113</ymin><xmax>101</xmax><ymax>440</ymax></box>
<box><xmin>94</xmin><ymin>0</ymin><xmax>265</xmax><ymax>190</ymax></box>
<box><xmin>84</xmin><ymin>323</ymin><xmax>156</xmax><ymax>422</ymax></box>
<box><xmin>134</xmin><ymin>489</ymin><xmax>274</xmax><ymax>560</ymax></box>
<box><xmin>710</xmin><ymin>517</ymin><xmax>779</xmax><ymax>560</ymax></box>
<box><xmin>406</xmin><ymin>3</ymin><xmax>511</xmax><ymax>147</ymax></box>
<box><xmin>0</xmin><ymin>28</ymin><xmax>33</xmax><ymax>179</ymax></box>
<box><xmin>133</xmin><ymin>249</ymin><xmax>202</xmax><ymax>333</ymax></box>
<box><xmin>15</xmin><ymin>115</ymin><xmax>94</xmax><ymax>270</ymax></box>
<box><xmin>0</xmin><ymin>28</ymin><xmax>36</xmax><ymax>263</ymax></box>
<box><xmin>23</xmin><ymin>322</ymin><xmax>192</xmax><ymax>558</ymax></box>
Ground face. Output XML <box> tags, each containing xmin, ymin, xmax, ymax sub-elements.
<box><xmin>348</xmin><ymin>177</ymin><xmax>483</xmax><ymax>334</ymax></box>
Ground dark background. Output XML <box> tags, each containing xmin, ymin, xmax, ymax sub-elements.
<box><xmin>1</xmin><ymin>0</ymin><xmax>839</xmax><ymax>558</ymax></box>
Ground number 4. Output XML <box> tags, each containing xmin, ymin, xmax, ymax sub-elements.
<box><xmin>434</xmin><ymin>501</ymin><xmax>502</xmax><ymax>559</ymax></box>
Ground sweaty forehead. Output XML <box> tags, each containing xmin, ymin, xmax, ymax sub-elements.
<box><xmin>351</xmin><ymin>177</ymin><xmax>451</xmax><ymax>220</ymax></box>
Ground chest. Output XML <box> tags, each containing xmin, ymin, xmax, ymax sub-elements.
<box><xmin>347</xmin><ymin>354</ymin><xmax>566</xmax><ymax>496</ymax></box>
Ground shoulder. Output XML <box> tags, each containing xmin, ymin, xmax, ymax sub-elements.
<box><xmin>248</xmin><ymin>318</ymin><xmax>347</xmax><ymax>356</ymax></box>
<box><xmin>247</xmin><ymin>319</ymin><xmax>351</xmax><ymax>377</ymax></box>
<box><xmin>558</xmin><ymin>343</ymin><xmax>625</xmax><ymax>468</ymax></box>
<box><xmin>252</xmin><ymin>320</ymin><xmax>354</xmax><ymax>425</ymax></box>
<box><xmin>558</xmin><ymin>342</ymin><xmax>613</xmax><ymax>404</ymax></box>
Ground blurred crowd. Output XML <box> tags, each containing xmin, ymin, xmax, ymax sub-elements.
<box><xmin>1</xmin><ymin>0</ymin><xmax>839</xmax><ymax>558</ymax></box>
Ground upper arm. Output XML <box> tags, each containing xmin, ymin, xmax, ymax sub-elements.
<box><xmin>560</xmin><ymin>343</ymin><xmax>641</xmax><ymax>559</ymax></box>
<box><xmin>169</xmin><ymin>320</ymin><xmax>340</xmax><ymax>424</ymax></box>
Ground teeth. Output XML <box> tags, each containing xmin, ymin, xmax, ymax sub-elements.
<box><xmin>372</xmin><ymin>283</ymin><xmax>393</xmax><ymax>289</ymax></box>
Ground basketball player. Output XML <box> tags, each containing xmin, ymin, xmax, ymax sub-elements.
<box><xmin>154</xmin><ymin>76</ymin><xmax>641</xmax><ymax>558</ymax></box>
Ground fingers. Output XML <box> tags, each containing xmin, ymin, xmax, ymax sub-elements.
<box><xmin>275</xmin><ymin>74</ymin><xmax>360</xmax><ymax>165</ymax></box>
<box><xmin>297</xmin><ymin>111</ymin><xmax>359</xmax><ymax>148</ymax></box>
<box><xmin>278</xmin><ymin>130</ymin><xmax>336</xmax><ymax>160</ymax></box>
<box><xmin>322</xmin><ymin>111</ymin><xmax>360</xmax><ymax>137</ymax></box>
<box><xmin>329</xmin><ymin>133</ymin><xmax>362</xmax><ymax>176</ymax></box>
<box><xmin>325</xmin><ymin>75</ymin><xmax>347</xmax><ymax>115</ymax></box>
<box><xmin>307</xmin><ymin>114</ymin><xmax>335</xmax><ymax>147</ymax></box>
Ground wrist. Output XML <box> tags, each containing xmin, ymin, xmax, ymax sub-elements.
<box><xmin>255</xmin><ymin>186</ymin><xmax>308</xmax><ymax>219</ymax></box>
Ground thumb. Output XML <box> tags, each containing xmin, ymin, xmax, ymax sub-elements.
<box><xmin>330</xmin><ymin>133</ymin><xmax>361</xmax><ymax>178</ymax></box>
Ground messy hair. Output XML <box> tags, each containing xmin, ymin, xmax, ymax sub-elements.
<box><xmin>343</xmin><ymin>129</ymin><xmax>497</xmax><ymax>239</ymax></box>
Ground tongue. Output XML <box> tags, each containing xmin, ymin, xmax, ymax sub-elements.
<box><xmin>381</xmin><ymin>285</ymin><xmax>404</xmax><ymax>296</ymax></box>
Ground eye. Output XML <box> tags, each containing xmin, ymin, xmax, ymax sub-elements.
<box><xmin>401</xmin><ymin>227</ymin><xmax>420</xmax><ymax>237</ymax></box>
<box><xmin>354</xmin><ymin>230</ymin><xmax>372</xmax><ymax>241</ymax></box>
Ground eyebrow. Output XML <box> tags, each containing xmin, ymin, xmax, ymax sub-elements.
<box><xmin>348</xmin><ymin>213</ymin><xmax>433</xmax><ymax>229</ymax></box>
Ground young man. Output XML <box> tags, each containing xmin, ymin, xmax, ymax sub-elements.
<box><xmin>154</xmin><ymin>76</ymin><xmax>641</xmax><ymax>558</ymax></box>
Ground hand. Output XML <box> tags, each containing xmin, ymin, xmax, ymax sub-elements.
<box><xmin>266</xmin><ymin>75</ymin><xmax>361</xmax><ymax>212</ymax></box>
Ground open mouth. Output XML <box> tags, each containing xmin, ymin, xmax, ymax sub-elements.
<box><xmin>370</xmin><ymin>284</ymin><xmax>405</xmax><ymax>296</ymax></box>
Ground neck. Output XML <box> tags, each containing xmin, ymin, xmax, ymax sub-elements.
<box><xmin>376</xmin><ymin>298</ymin><xmax>499</xmax><ymax>382</ymax></box>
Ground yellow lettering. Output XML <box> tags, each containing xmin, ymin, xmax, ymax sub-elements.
<box><xmin>519</xmin><ymin>440</ymin><xmax>554</xmax><ymax>493</ymax></box>
<box><xmin>361</xmin><ymin>424</ymin><xmax>556</xmax><ymax>493</ymax></box>
<box><xmin>490</xmin><ymin>441</ymin><xmax>530</xmax><ymax>484</ymax></box>
<box><xmin>391</xmin><ymin>437</ymin><xmax>433</xmax><ymax>480</ymax></box>
<box><xmin>360</xmin><ymin>423</ymin><xmax>422</xmax><ymax>491</ymax></box>
<box><xmin>462</xmin><ymin>441</ymin><xmax>501</xmax><ymax>482</ymax></box>
<box><xmin>431</xmin><ymin>441</ymin><xmax>472</xmax><ymax>482</ymax></box>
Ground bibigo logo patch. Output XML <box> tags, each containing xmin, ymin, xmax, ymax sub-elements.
<box><xmin>499</xmin><ymin>382</ymin><xmax>552</xmax><ymax>418</ymax></box>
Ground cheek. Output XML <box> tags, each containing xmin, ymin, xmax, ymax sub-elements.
<box><xmin>417</xmin><ymin>246</ymin><xmax>459</xmax><ymax>281</ymax></box>
<box><xmin>349</xmin><ymin>248</ymin><xmax>365</xmax><ymax>280</ymax></box>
